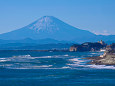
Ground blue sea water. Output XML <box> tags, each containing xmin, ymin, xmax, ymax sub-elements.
<box><xmin>0</xmin><ymin>51</ymin><xmax>115</xmax><ymax>86</ymax></box>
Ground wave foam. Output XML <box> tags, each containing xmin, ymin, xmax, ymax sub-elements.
<box><xmin>62</xmin><ymin>66</ymin><xmax>71</xmax><ymax>69</ymax></box>
<box><xmin>63</xmin><ymin>54</ymin><xmax>69</xmax><ymax>56</ymax></box>
<box><xmin>87</xmin><ymin>65</ymin><xmax>115</xmax><ymax>69</ymax></box>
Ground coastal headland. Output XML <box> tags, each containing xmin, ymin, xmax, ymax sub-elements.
<box><xmin>85</xmin><ymin>43</ymin><xmax>115</xmax><ymax>65</ymax></box>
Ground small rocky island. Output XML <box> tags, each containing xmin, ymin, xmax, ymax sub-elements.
<box><xmin>70</xmin><ymin>40</ymin><xmax>107</xmax><ymax>52</ymax></box>
<box><xmin>87</xmin><ymin>43</ymin><xmax>115</xmax><ymax>65</ymax></box>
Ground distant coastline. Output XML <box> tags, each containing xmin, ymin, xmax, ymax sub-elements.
<box><xmin>0</xmin><ymin>49</ymin><xmax>69</xmax><ymax>52</ymax></box>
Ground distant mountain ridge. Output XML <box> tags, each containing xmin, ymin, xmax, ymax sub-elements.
<box><xmin>0</xmin><ymin>16</ymin><xmax>115</xmax><ymax>43</ymax></box>
<box><xmin>0</xmin><ymin>38</ymin><xmax>73</xmax><ymax>44</ymax></box>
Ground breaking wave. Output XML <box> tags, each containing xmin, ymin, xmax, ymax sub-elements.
<box><xmin>0</xmin><ymin>52</ymin><xmax>115</xmax><ymax>70</ymax></box>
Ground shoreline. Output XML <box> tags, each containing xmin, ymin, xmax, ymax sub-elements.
<box><xmin>85</xmin><ymin>53</ymin><xmax>115</xmax><ymax>65</ymax></box>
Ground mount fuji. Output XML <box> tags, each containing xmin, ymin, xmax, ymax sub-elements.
<box><xmin>0</xmin><ymin>16</ymin><xmax>96</xmax><ymax>42</ymax></box>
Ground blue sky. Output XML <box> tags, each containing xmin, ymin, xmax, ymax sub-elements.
<box><xmin>0</xmin><ymin>0</ymin><xmax>115</xmax><ymax>35</ymax></box>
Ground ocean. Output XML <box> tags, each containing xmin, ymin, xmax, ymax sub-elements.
<box><xmin>0</xmin><ymin>51</ymin><xmax>115</xmax><ymax>86</ymax></box>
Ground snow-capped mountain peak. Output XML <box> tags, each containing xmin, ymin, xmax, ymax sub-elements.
<box><xmin>28</xmin><ymin>16</ymin><xmax>61</xmax><ymax>33</ymax></box>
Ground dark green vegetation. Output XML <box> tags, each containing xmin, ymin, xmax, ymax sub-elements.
<box><xmin>70</xmin><ymin>40</ymin><xmax>106</xmax><ymax>52</ymax></box>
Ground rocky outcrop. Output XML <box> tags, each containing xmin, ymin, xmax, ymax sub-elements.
<box><xmin>106</xmin><ymin>43</ymin><xmax>115</xmax><ymax>53</ymax></box>
<box><xmin>87</xmin><ymin>53</ymin><xmax>115</xmax><ymax>65</ymax></box>
<box><xmin>86</xmin><ymin>43</ymin><xmax>115</xmax><ymax>65</ymax></box>
<box><xmin>70</xmin><ymin>40</ymin><xmax>107</xmax><ymax>52</ymax></box>
<box><xmin>69</xmin><ymin>44</ymin><xmax>80</xmax><ymax>52</ymax></box>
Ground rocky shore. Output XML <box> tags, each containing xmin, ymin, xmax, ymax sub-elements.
<box><xmin>86</xmin><ymin>43</ymin><xmax>115</xmax><ymax>65</ymax></box>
